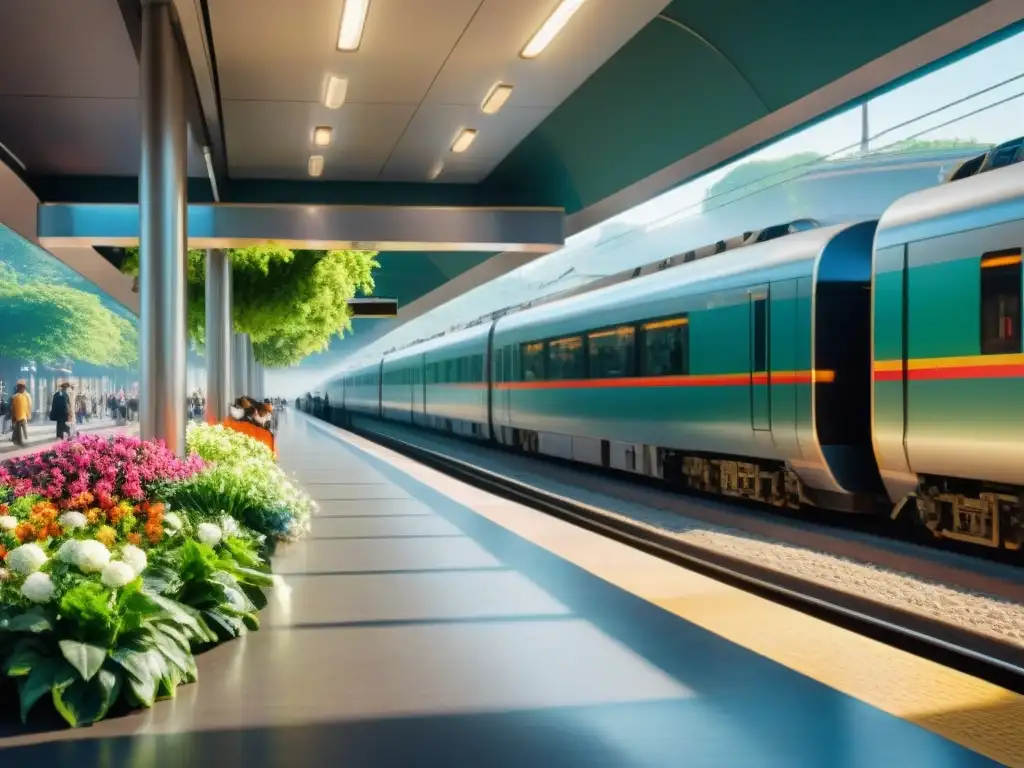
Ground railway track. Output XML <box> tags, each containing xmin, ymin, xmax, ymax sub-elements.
<box><xmin>307</xmin><ymin>411</ymin><xmax>1024</xmax><ymax>696</ymax></box>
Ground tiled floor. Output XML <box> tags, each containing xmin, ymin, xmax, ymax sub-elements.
<box><xmin>0</xmin><ymin>412</ymin><xmax>1007</xmax><ymax>766</ymax></box>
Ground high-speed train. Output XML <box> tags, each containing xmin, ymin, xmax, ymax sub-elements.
<box><xmin>321</xmin><ymin>139</ymin><xmax>1024</xmax><ymax>553</ymax></box>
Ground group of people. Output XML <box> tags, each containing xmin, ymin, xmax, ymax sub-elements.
<box><xmin>3</xmin><ymin>381</ymin><xmax>140</xmax><ymax>447</ymax></box>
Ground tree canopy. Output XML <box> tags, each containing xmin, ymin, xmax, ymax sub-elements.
<box><xmin>122</xmin><ymin>246</ymin><xmax>378</xmax><ymax>367</ymax></box>
<box><xmin>873</xmin><ymin>138</ymin><xmax>992</xmax><ymax>154</ymax></box>
<box><xmin>0</xmin><ymin>265</ymin><xmax>138</xmax><ymax>368</ymax></box>
<box><xmin>702</xmin><ymin>152</ymin><xmax>823</xmax><ymax>213</ymax></box>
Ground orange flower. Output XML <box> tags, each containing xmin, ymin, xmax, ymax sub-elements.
<box><xmin>46</xmin><ymin>522</ymin><xmax>63</xmax><ymax>539</ymax></box>
<box><xmin>144</xmin><ymin>522</ymin><xmax>163</xmax><ymax>544</ymax></box>
<box><xmin>126</xmin><ymin>532</ymin><xmax>142</xmax><ymax>546</ymax></box>
<box><xmin>0</xmin><ymin>544</ymin><xmax>7</xmax><ymax>561</ymax></box>
<box><xmin>85</xmin><ymin>508</ymin><xmax>102</xmax><ymax>525</ymax></box>
<box><xmin>107</xmin><ymin>505</ymin><xmax>124</xmax><ymax>525</ymax></box>
<box><xmin>95</xmin><ymin>526</ymin><xmax>117</xmax><ymax>548</ymax></box>
<box><xmin>14</xmin><ymin>523</ymin><xmax>35</xmax><ymax>544</ymax></box>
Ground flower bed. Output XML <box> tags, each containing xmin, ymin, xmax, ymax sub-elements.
<box><xmin>0</xmin><ymin>427</ymin><xmax>314</xmax><ymax>727</ymax></box>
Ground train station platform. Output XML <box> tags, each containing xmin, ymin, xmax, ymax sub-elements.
<box><xmin>0</xmin><ymin>412</ymin><xmax>1019</xmax><ymax>766</ymax></box>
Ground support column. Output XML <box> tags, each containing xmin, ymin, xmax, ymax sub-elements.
<box><xmin>205</xmin><ymin>249</ymin><xmax>232</xmax><ymax>423</ymax></box>
<box><xmin>232</xmin><ymin>333</ymin><xmax>249</xmax><ymax>399</ymax></box>
<box><xmin>247</xmin><ymin>345</ymin><xmax>259</xmax><ymax>399</ymax></box>
<box><xmin>139</xmin><ymin>0</ymin><xmax>188</xmax><ymax>455</ymax></box>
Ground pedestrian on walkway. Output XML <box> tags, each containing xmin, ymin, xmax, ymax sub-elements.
<box><xmin>50</xmin><ymin>382</ymin><xmax>73</xmax><ymax>440</ymax></box>
<box><xmin>10</xmin><ymin>381</ymin><xmax>31</xmax><ymax>447</ymax></box>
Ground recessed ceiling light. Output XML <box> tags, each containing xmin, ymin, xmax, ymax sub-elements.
<box><xmin>521</xmin><ymin>0</ymin><xmax>588</xmax><ymax>59</ymax></box>
<box><xmin>324</xmin><ymin>76</ymin><xmax>348</xmax><ymax>109</ymax></box>
<box><xmin>313</xmin><ymin>126</ymin><xmax>333</xmax><ymax>147</ymax></box>
<box><xmin>308</xmin><ymin>155</ymin><xmax>324</xmax><ymax>177</ymax></box>
<box><xmin>451</xmin><ymin>129</ymin><xmax>477</xmax><ymax>154</ymax></box>
<box><xmin>427</xmin><ymin>161</ymin><xmax>444</xmax><ymax>180</ymax></box>
<box><xmin>481</xmin><ymin>83</ymin><xmax>513</xmax><ymax>115</ymax></box>
<box><xmin>337</xmin><ymin>0</ymin><xmax>370</xmax><ymax>51</ymax></box>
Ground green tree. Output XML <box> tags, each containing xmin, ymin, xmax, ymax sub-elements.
<box><xmin>0</xmin><ymin>266</ymin><xmax>138</xmax><ymax>367</ymax></box>
<box><xmin>702</xmin><ymin>152</ymin><xmax>824</xmax><ymax>212</ymax></box>
<box><xmin>874</xmin><ymin>138</ymin><xmax>992</xmax><ymax>154</ymax></box>
<box><xmin>122</xmin><ymin>245</ymin><xmax>378</xmax><ymax>367</ymax></box>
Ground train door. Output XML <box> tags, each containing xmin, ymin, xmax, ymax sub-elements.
<box><xmin>750</xmin><ymin>286</ymin><xmax>770</xmax><ymax>431</ymax></box>
<box><xmin>769</xmin><ymin>279</ymin><xmax>799</xmax><ymax>452</ymax></box>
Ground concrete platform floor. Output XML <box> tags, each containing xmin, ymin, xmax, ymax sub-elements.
<box><xmin>0</xmin><ymin>411</ymin><xmax>1015</xmax><ymax>766</ymax></box>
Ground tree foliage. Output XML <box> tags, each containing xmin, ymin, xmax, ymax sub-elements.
<box><xmin>122</xmin><ymin>246</ymin><xmax>378</xmax><ymax>367</ymax></box>
<box><xmin>874</xmin><ymin>138</ymin><xmax>992</xmax><ymax>154</ymax></box>
<box><xmin>0</xmin><ymin>265</ymin><xmax>138</xmax><ymax>367</ymax></box>
<box><xmin>702</xmin><ymin>152</ymin><xmax>823</xmax><ymax>212</ymax></box>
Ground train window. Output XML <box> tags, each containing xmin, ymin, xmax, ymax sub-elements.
<box><xmin>521</xmin><ymin>342</ymin><xmax>546</xmax><ymax>381</ymax></box>
<box><xmin>981</xmin><ymin>249</ymin><xmax>1022</xmax><ymax>355</ymax></box>
<box><xmin>752</xmin><ymin>298</ymin><xmax>767</xmax><ymax>373</ymax></box>
<box><xmin>495</xmin><ymin>348</ymin><xmax>503</xmax><ymax>383</ymax></box>
<box><xmin>548</xmin><ymin>336</ymin><xmax>585</xmax><ymax>380</ymax></box>
<box><xmin>588</xmin><ymin>326</ymin><xmax>635</xmax><ymax>378</ymax></box>
<box><xmin>641</xmin><ymin>317</ymin><xmax>689</xmax><ymax>376</ymax></box>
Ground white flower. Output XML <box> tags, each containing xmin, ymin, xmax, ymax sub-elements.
<box><xmin>58</xmin><ymin>511</ymin><xmax>88</xmax><ymax>530</ymax></box>
<box><xmin>220</xmin><ymin>515</ymin><xmax>240</xmax><ymax>538</ymax></box>
<box><xmin>74</xmin><ymin>539</ymin><xmax>112</xmax><ymax>573</ymax></box>
<box><xmin>100</xmin><ymin>561</ymin><xmax>135</xmax><ymax>588</ymax></box>
<box><xmin>7</xmin><ymin>543</ymin><xmax>48</xmax><ymax>575</ymax></box>
<box><xmin>0</xmin><ymin>515</ymin><xmax>17</xmax><ymax>531</ymax></box>
<box><xmin>196</xmin><ymin>522</ymin><xmax>222</xmax><ymax>547</ymax></box>
<box><xmin>163</xmin><ymin>511</ymin><xmax>183</xmax><ymax>531</ymax></box>
<box><xmin>56</xmin><ymin>539</ymin><xmax>80</xmax><ymax>564</ymax></box>
<box><xmin>0</xmin><ymin>568</ymin><xmax>10</xmax><ymax>582</ymax></box>
<box><xmin>120</xmin><ymin>544</ymin><xmax>147</xmax><ymax>574</ymax></box>
<box><xmin>21</xmin><ymin>572</ymin><xmax>55</xmax><ymax>603</ymax></box>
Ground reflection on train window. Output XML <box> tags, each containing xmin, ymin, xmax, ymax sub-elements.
<box><xmin>548</xmin><ymin>336</ymin><xmax>585</xmax><ymax>380</ymax></box>
<box><xmin>588</xmin><ymin>326</ymin><xmax>635</xmax><ymax>378</ymax></box>
<box><xmin>521</xmin><ymin>342</ymin><xmax>546</xmax><ymax>381</ymax></box>
<box><xmin>981</xmin><ymin>249</ymin><xmax>1022</xmax><ymax>355</ymax></box>
<box><xmin>641</xmin><ymin>317</ymin><xmax>689</xmax><ymax>376</ymax></box>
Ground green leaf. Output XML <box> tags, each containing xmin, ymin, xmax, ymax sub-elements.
<box><xmin>110</xmin><ymin>648</ymin><xmax>157</xmax><ymax>708</ymax></box>
<box><xmin>239</xmin><ymin>582</ymin><xmax>268</xmax><ymax>611</ymax></box>
<box><xmin>58</xmin><ymin>640</ymin><xmax>107</xmax><ymax>682</ymax></box>
<box><xmin>51</xmin><ymin>667</ymin><xmax>123</xmax><ymax>728</ymax></box>
<box><xmin>3</xmin><ymin>641</ymin><xmax>45</xmax><ymax>677</ymax></box>
<box><xmin>4</xmin><ymin>607</ymin><xmax>54</xmax><ymax>634</ymax></box>
<box><xmin>15</xmin><ymin>657</ymin><xmax>66</xmax><ymax>723</ymax></box>
<box><xmin>205</xmin><ymin>608</ymin><xmax>245</xmax><ymax>640</ymax></box>
<box><xmin>149</xmin><ymin>628</ymin><xmax>193</xmax><ymax>678</ymax></box>
<box><xmin>242</xmin><ymin>613</ymin><xmax>260</xmax><ymax>632</ymax></box>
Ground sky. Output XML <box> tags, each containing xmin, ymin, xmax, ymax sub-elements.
<box><xmin>271</xmin><ymin>26</ymin><xmax>1024</xmax><ymax>395</ymax></box>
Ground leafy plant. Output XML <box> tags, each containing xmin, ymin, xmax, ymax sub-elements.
<box><xmin>0</xmin><ymin>580</ymin><xmax>213</xmax><ymax>726</ymax></box>
<box><xmin>121</xmin><ymin>246</ymin><xmax>379</xmax><ymax>366</ymax></box>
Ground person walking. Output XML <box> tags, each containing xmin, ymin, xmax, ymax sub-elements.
<box><xmin>50</xmin><ymin>382</ymin><xmax>73</xmax><ymax>440</ymax></box>
<box><xmin>10</xmin><ymin>380</ymin><xmax>31</xmax><ymax>447</ymax></box>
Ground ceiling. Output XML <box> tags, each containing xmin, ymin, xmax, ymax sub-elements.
<box><xmin>211</xmin><ymin>0</ymin><xmax>670</xmax><ymax>183</ymax></box>
<box><xmin>0</xmin><ymin>0</ymin><xmax>1019</xmax><ymax>371</ymax></box>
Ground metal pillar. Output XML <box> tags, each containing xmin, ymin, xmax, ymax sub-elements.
<box><xmin>247</xmin><ymin>345</ymin><xmax>259</xmax><ymax>399</ymax></box>
<box><xmin>139</xmin><ymin>0</ymin><xmax>188</xmax><ymax>455</ymax></box>
<box><xmin>205</xmin><ymin>248</ymin><xmax>232</xmax><ymax>422</ymax></box>
<box><xmin>232</xmin><ymin>333</ymin><xmax>249</xmax><ymax>398</ymax></box>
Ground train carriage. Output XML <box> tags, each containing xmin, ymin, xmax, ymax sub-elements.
<box><xmin>419</xmin><ymin>325</ymin><xmax>491</xmax><ymax>438</ymax></box>
<box><xmin>341</xmin><ymin>361</ymin><xmax>382</xmax><ymax>416</ymax></box>
<box><xmin>872</xmin><ymin>159</ymin><xmax>1024</xmax><ymax>549</ymax></box>
<box><xmin>491</xmin><ymin>221</ymin><xmax>883</xmax><ymax>511</ymax></box>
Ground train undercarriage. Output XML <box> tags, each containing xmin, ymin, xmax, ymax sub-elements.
<box><xmin>902</xmin><ymin>478</ymin><xmax>1024</xmax><ymax>551</ymax></box>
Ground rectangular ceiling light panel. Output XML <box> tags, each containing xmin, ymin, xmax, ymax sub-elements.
<box><xmin>309</xmin><ymin>155</ymin><xmax>325</xmax><ymax>177</ymax></box>
<box><xmin>451</xmin><ymin>129</ymin><xmax>477</xmax><ymax>154</ymax></box>
<box><xmin>314</xmin><ymin>126</ymin><xmax>333</xmax><ymax>147</ymax></box>
<box><xmin>482</xmin><ymin>83</ymin><xmax>514</xmax><ymax>115</ymax></box>
<box><xmin>324</xmin><ymin>76</ymin><xmax>348</xmax><ymax>108</ymax></box>
<box><xmin>521</xmin><ymin>0</ymin><xmax>588</xmax><ymax>59</ymax></box>
<box><xmin>338</xmin><ymin>0</ymin><xmax>370</xmax><ymax>51</ymax></box>
<box><xmin>428</xmin><ymin>161</ymin><xmax>444</xmax><ymax>180</ymax></box>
